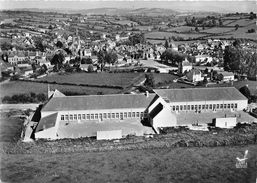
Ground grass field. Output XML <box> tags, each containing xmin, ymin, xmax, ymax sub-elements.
<box><xmin>145</xmin><ymin>31</ymin><xmax>207</xmax><ymax>40</ymax></box>
<box><xmin>0</xmin><ymin>112</ymin><xmax>24</xmax><ymax>142</ymax></box>
<box><xmin>0</xmin><ymin>81</ymin><xmax>122</xmax><ymax>99</ymax></box>
<box><xmin>36</xmin><ymin>72</ymin><xmax>145</xmax><ymax>88</ymax></box>
<box><xmin>1</xmin><ymin>145</ymin><xmax>257</xmax><ymax>183</ymax></box>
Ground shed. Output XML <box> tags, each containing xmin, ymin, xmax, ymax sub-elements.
<box><xmin>215</xmin><ymin>117</ymin><xmax>237</xmax><ymax>128</ymax></box>
<box><xmin>97</xmin><ymin>130</ymin><xmax>122</xmax><ymax>140</ymax></box>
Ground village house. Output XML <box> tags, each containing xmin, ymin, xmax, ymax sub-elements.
<box><xmin>178</xmin><ymin>58</ymin><xmax>192</xmax><ymax>74</ymax></box>
<box><xmin>218</xmin><ymin>71</ymin><xmax>235</xmax><ymax>82</ymax></box>
<box><xmin>185</xmin><ymin>68</ymin><xmax>203</xmax><ymax>82</ymax></box>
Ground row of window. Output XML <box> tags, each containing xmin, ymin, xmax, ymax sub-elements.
<box><xmin>60</xmin><ymin>111</ymin><xmax>147</xmax><ymax>121</ymax></box>
<box><xmin>171</xmin><ymin>103</ymin><xmax>238</xmax><ymax>111</ymax></box>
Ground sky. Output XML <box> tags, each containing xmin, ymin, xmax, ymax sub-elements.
<box><xmin>0</xmin><ymin>0</ymin><xmax>256</xmax><ymax>13</ymax></box>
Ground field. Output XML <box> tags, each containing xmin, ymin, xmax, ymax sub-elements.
<box><xmin>0</xmin><ymin>81</ymin><xmax>122</xmax><ymax>100</ymax></box>
<box><xmin>1</xmin><ymin>145</ymin><xmax>257</xmax><ymax>183</ymax></box>
<box><xmin>0</xmin><ymin>112</ymin><xmax>24</xmax><ymax>142</ymax></box>
<box><xmin>145</xmin><ymin>31</ymin><xmax>207</xmax><ymax>40</ymax></box>
<box><xmin>36</xmin><ymin>72</ymin><xmax>145</xmax><ymax>88</ymax></box>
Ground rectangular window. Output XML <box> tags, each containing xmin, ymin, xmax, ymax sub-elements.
<box><xmin>108</xmin><ymin>113</ymin><xmax>111</xmax><ymax>119</ymax></box>
<box><xmin>61</xmin><ymin>115</ymin><xmax>64</xmax><ymax>120</ymax></box>
<box><xmin>140</xmin><ymin>112</ymin><xmax>144</xmax><ymax>118</ymax></box>
<box><xmin>195</xmin><ymin>105</ymin><xmax>197</xmax><ymax>110</ymax></box>
<box><xmin>198</xmin><ymin>105</ymin><xmax>201</xmax><ymax>110</ymax></box>
<box><xmin>187</xmin><ymin>105</ymin><xmax>190</xmax><ymax>110</ymax></box>
<box><xmin>180</xmin><ymin>106</ymin><xmax>183</xmax><ymax>111</ymax></box>
<box><xmin>213</xmin><ymin>104</ymin><xmax>216</xmax><ymax>109</ymax></box>
<box><xmin>91</xmin><ymin>114</ymin><xmax>94</xmax><ymax>120</ymax></box>
<box><xmin>112</xmin><ymin>113</ymin><xmax>115</xmax><ymax>118</ymax></box>
<box><xmin>191</xmin><ymin>105</ymin><xmax>194</xmax><ymax>110</ymax></box>
<box><xmin>224</xmin><ymin>104</ymin><xmax>227</xmax><ymax>109</ymax></box>
<box><xmin>78</xmin><ymin>114</ymin><xmax>81</xmax><ymax>120</ymax></box>
<box><xmin>220</xmin><ymin>104</ymin><xmax>223</xmax><ymax>109</ymax></box>
<box><xmin>206</xmin><ymin>104</ymin><xmax>209</xmax><ymax>110</ymax></box>
<box><xmin>99</xmin><ymin>113</ymin><xmax>102</xmax><ymax>120</ymax></box>
<box><xmin>116</xmin><ymin>113</ymin><xmax>119</xmax><ymax>118</ymax></box>
<box><xmin>235</xmin><ymin>103</ymin><xmax>237</xmax><ymax>109</ymax></box>
<box><xmin>173</xmin><ymin>106</ymin><xmax>176</xmax><ymax>111</ymax></box>
<box><xmin>202</xmin><ymin>105</ymin><xmax>205</xmax><ymax>110</ymax></box>
<box><xmin>128</xmin><ymin>112</ymin><xmax>131</xmax><ymax>118</ymax></box>
<box><xmin>120</xmin><ymin>112</ymin><xmax>123</xmax><ymax>119</ymax></box>
<box><xmin>136</xmin><ymin>112</ymin><xmax>140</xmax><ymax>117</ymax></box>
<box><xmin>95</xmin><ymin>114</ymin><xmax>98</xmax><ymax>119</ymax></box>
<box><xmin>176</xmin><ymin>106</ymin><xmax>179</xmax><ymax>111</ymax></box>
<box><xmin>132</xmin><ymin>112</ymin><xmax>135</xmax><ymax>117</ymax></box>
<box><xmin>82</xmin><ymin>114</ymin><xmax>85</xmax><ymax>119</ymax></box>
<box><xmin>65</xmin><ymin>115</ymin><xmax>69</xmax><ymax>120</ymax></box>
<box><xmin>209</xmin><ymin>104</ymin><xmax>212</xmax><ymax>109</ymax></box>
<box><xmin>231</xmin><ymin>104</ymin><xmax>234</xmax><ymax>108</ymax></box>
<box><xmin>227</xmin><ymin>104</ymin><xmax>230</xmax><ymax>108</ymax></box>
<box><xmin>74</xmin><ymin>114</ymin><xmax>77</xmax><ymax>120</ymax></box>
<box><xmin>124</xmin><ymin>112</ymin><xmax>127</xmax><ymax>118</ymax></box>
<box><xmin>184</xmin><ymin>105</ymin><xmax>187</xmax><ymax>110</ymax></box>
<box><xmin>217</xmin><ymin>104</ymin><xmax>219</xmax><ymax>109</ymax></box>
<box><xmin>70</xmin><ymin>115</ymin><xmax>73</xmax><ymax>120</ymax></box>
<box><xmin>87</xmin><ymin>114</ymin><xmax>90</xmax><ymax>120</ymax></box>
<box><xmin>103</xmin><ymin>113</ymin><xmax>106</xmax><ymax>119</ymax></box>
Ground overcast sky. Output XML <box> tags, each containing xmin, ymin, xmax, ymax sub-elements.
<box><xmin>0</xmin><ymin>0</ymin><xmax>256</xmax><ymax>13</ymax></box>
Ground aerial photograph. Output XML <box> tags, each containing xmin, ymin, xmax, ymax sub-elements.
<box><xmin>0</xmin><ymin>0</ymin><xmax>256</xmax><ymax>182</ymax></box>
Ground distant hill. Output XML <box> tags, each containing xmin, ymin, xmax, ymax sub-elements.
<box><xmin>5</xmin><ymin>8</ymin><xmax>180</xmax><ymax>16</ymax></box>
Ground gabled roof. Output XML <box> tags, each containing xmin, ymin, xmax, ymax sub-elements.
<box><xmin>42</xmin><ymin>93</ymin><xmax>156</xmax><ymax>112</ymax></box>
<box><xmin>154</xmin><ymin>87</ymin><xmax>247</xmax><ymax>103</ymax></box>
<box><xmin>35</xmin><ymin>112</ymin><xmax>57</xmax><ymax>132</ymax></box>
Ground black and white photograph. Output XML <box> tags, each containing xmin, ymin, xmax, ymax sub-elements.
<box><xmin>0</xmin><ymin>0</ymin><xmax>257</xmax><ymax>182</ymax></box>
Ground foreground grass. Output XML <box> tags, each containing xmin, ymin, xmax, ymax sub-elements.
<box><xmin>1</xmin><ymin>145</ymin><xmax>257</xmax><ymax>183</ymax></box>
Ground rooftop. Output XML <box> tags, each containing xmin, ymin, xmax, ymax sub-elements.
<box><xmin>154</xmin><ymin>87</ymin><xmax>247</xmax><ymax>103</ymax></box>
<box><xmin>42</xmin><ymin>93</ymin><xmax>156</xmax><ymax>112</ymax></box>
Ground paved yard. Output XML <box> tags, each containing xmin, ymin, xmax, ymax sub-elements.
<box><xmin>176</xmin><ymin>110</ymin><xmax>257</xmax><ymax>125</ymax></box>
<box><xmin>57</xmin><ymin>118</ymin><xmax>155</xmax><ymax>138</ymax></box>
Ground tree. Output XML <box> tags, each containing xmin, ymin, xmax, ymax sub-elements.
<box><xmin>50</xmin><ymin>52</ymin><xmax>65</xmax><ymax>71</ymax></box>
<box><xmin>235</xmin><ymin>24</ymin><xmax>239</xmax><ymax>30</ymax></box>
<box><xmin>145</xmin><ymin>73</ymin><xmax>155</xmax><ymax>88</ymax></box>
<box><xmin>164</xmin><ymin>39</ymin><xmax>169</xmax><ymax>49</ymax></box>
<box><xmin>97</xmin><ymin>50</ymin><xmax>118</xmax><ymax>71</ymax></box>
<box><xmin>1</xmin><ymin>42</ymin><xmax>13</xmax><ymax>51</ymax></box>
<box><xmin>128</xmin><ymin>33</ymin><xmax>145</xmax><ymax>46</ymax></box>
<box><xmin>223</xmin><ymin>46</ymin><xmax>240</xmax><ymax>71</ymax></box>
<box><xmin>239</xmin><ymin>85</ymin><xmax>251</xmax><ymax>100</ymax></box>
<box><xmin>34</xmin><ymin>37</ymin><xmax>46</xmax><ymax>52</ymax></box>
<box><xmin>218</xmin><ymin>18</ymin><xmax>223</xmax><ymax>26</ymax></box>
<box><xmin>160</xmin><ymin>49</ymin><xmax>185</xmax><ymax>66</ymax></box>
<box><xmin>87</xmin><ymin>64</ymin><xmax>94</xmax><ymax>73</ymax></box>
<box><xmin>56</xmin><ymin>41</ymin><xmax>63</xmax><ymax>48</ymax></box>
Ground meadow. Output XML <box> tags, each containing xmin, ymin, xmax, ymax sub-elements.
<box><xmin>1</xmin><ymin>145</ymin><xmax>256</xmax><ymax>183</ymax></box>
<box><xmin>36</xmin><ymin>72</ymin><xmax>145</xmax><ymax>88</ymax></box>
<box><xmin>0</xmin><ymin>80</ymin><xmax>122</xmax><ymax>100</ymax></box>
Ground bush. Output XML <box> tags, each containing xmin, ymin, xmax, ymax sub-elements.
<box><xmin>2</xmin><ymin>93</ymin><xmax>48</xmax><ymax>104</ymax></box>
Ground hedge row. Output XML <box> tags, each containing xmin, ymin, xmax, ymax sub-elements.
<box><xmin>2</xmin><ymin>123</ymin><xmax>257</xmax><ymax>154</ymax></box>
<box><xmin>18</xmin><ymin>79</ymin><xmax>124</xmax><ymax>90</ymax></box>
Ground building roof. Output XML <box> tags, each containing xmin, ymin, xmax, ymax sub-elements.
<box><xmin>35</xmin><ymin>112</ymin><xmax>57</xmax><ymax>132</ymax></box>
<box><xmin>218</xmin><ymin>71</ymin><xmax>234</xmax><ymax>77</ymax></box>
<box><xmin>42</xmin><ymin>93</ymin><xmax>156</xmax><ymax>112</ymax></box>
<box><xmin>154</xmin><ymin>87</ymin><xmax>247</xmax><ymax>103</ymax></box>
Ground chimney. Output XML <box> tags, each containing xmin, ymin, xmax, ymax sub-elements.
<box><xmin>145</xmin><ymin>91</ymin><xmax>149</xmax><ymax>98</ymax></box>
